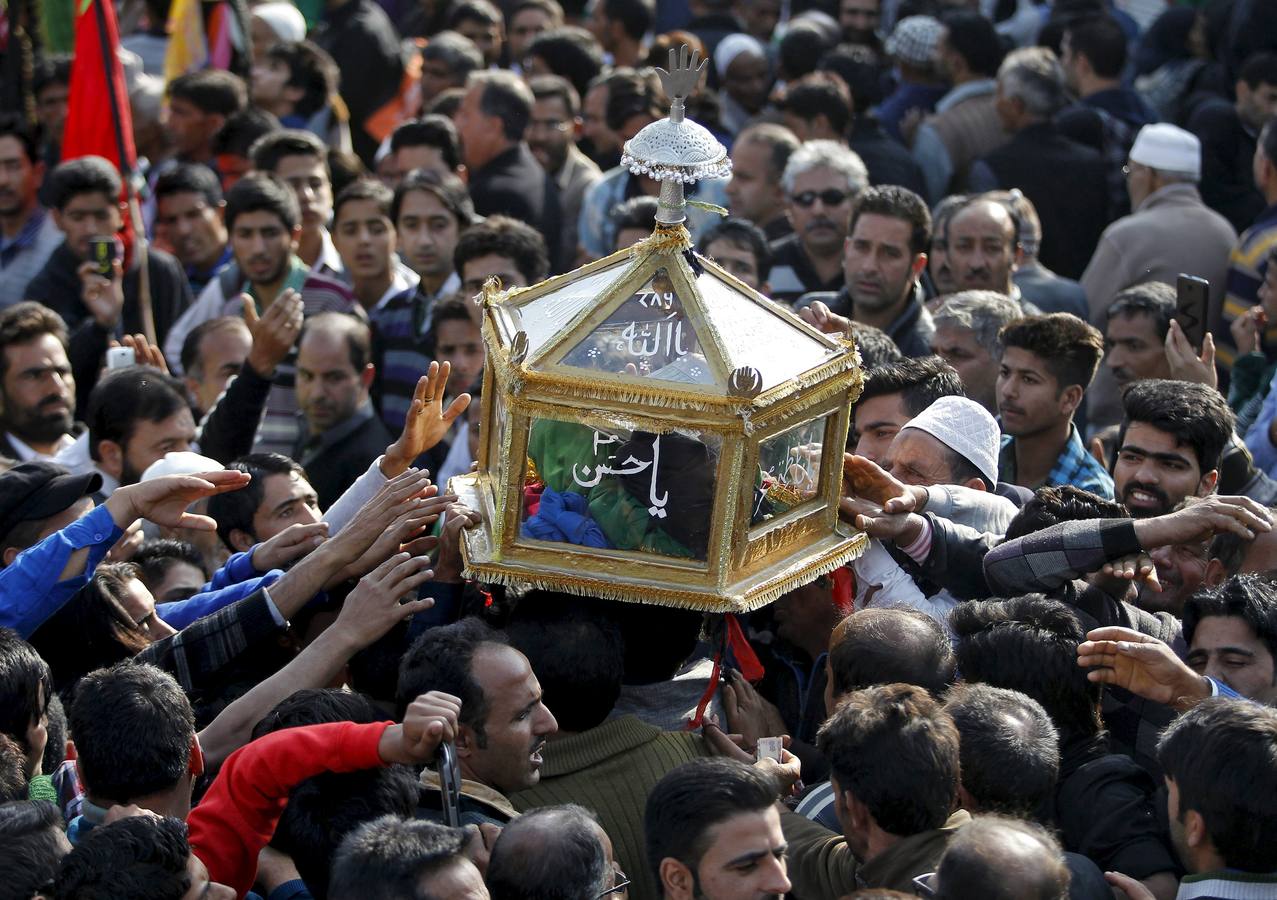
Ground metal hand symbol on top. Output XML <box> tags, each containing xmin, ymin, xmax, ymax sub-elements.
<box><xmin>657</xmin><ymin>45</ymin><xmax>706</xmax><ymax>122</ymax></box>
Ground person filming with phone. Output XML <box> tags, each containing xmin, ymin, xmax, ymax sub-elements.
<box><xmin>22</xmin><ymin>156</ymin><xmax>193</xmax><ymax>410</ymax></box>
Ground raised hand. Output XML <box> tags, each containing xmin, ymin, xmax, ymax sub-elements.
<box><xmin>1230</xmin><ymin>305</ymin><xmax>1267</xmax><ymax>356</ymax></box>
<box><xmin>327</xmin><ymin>468</ymin><xmax>436</xmax><ymax>565</ymax></box>
<box><xmin>79</xmin><ymin>259</ymin><xmax>125</xmax><ymax>330</ymax></box>
<box><xmin>721</xmin><ymin>669</ymin><xmax>786</xmax><ymax>751</ymax></box>
<box><xmin>109</xmin><ymin>333</ymin><xmax>170</xmax><ymax>373</ymax></box>
<box><xmin>342</xmin><ymin>491</ymin><xmax>456</xmax><ymax>581</ymax></box>
<box><xmin>432</xmin><ymin>504</ymin><xmax>482</xmax><ymax>584</ymax></box>
<box><xmin>383</xmin><ymin>362</ymin><xmax>473</xmax><ymax>478</ymax></box>
<box><xmin>244</xmin><ymin>289</ymin><xmax>304</xmax><ymax>378</ymax></box>
<box><xmin>253</xmin><ymin>521</ymin><xmax>329</xmax><ymax>571</ymax></box>
<box><xmin>798</xmin><ymin>301</ymin><xmax>852</xmax><ymax>338</ymax></box>
<box><xmin>335</xmin><ymin>552</ymin><xmax>436</xmax><ymax>650</ymax></box>
<box><xmin>1133</xmin><ymin>495</ymin><xmax>1273</xmax><ymax>549</ymax></box>
<box><xmin>107</xmin><ymin>470</ymin><xmax>252</xmax><ymax>531</ymax></box>
<box><xmin>1164</xmin><ymin>319</ymin><xmax>1217</xmax><ymax>389</ymax></box>
<box><xmin>380</xmin><ymin>691</ymin><xmax>463</xmax><ymax>765</ymax></box>
<box><xmin>1077</xmin><ymin>626</ymin><xmax>1211</xmax><ymax>711</ymax></box>
<box><xmin>842</xmin><ymin>453</ymin><xmax>921</xmax><ymax>513</ymax></box>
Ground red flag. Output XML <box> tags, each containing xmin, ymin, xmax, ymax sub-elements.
<box><xmin>62</xmin><ymin>0</ymin><xmax>136</xmax><ymax>174</ymax></box>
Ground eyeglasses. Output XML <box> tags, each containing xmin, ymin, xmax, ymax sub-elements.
<box><xmin>596</xmin><ymin>863</ymin><xmax>630</xmax><ymax>898</ymax></box>
<box><xmin>791</xmin><ymin>189</ymin><xmax>850</xmax><ymax>208</ymax></box>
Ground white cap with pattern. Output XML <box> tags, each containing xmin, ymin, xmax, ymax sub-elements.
<box><xmin>900</xmin><ymin>395</ymin><xmax>1000</xmax><ymax>487</ymax></box>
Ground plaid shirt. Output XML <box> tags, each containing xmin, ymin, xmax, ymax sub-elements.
<box><xmin>999</xmin><ymin>424</ymin><xmax>1115</xmax><ymax>500</ymax></box>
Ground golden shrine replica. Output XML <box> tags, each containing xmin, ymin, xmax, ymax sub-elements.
<box><xmin>451</xmin><ymin>46</ymin><xmax>867</xmax><ymax>613</ymax></box>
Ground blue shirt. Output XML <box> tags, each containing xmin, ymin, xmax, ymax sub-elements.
<box><xmin>999</xmin><ymin>424</ymin><xmax>1115</xmax><ymax>500</ymax></box>
<box><xmin>0</xmin><ymin>504</ymin><xmax>123</xmax><ymax>638</ymax></box>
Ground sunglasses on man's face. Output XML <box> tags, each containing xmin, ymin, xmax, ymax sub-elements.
<box><xmin>791</xmin><ymin>189</ymin><xmax>850</xmax><ymax>208</ymax></box>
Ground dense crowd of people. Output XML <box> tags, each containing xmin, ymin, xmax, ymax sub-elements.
<box><xmin>1</xmin><ymin>0</ymin><xmax>1277</xmax><ymax>897</ymax></box>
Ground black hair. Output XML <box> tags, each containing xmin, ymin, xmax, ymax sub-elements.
<box><xmin>223</xmin><ymin>171</ymin><xmax>300</xmax><ymax>233</ymax></box>
<box><xmin>253</xmin><ymin>691</ymin><xmax>417</xmax><ymax>898</ymax></box>
<box><xmin>999</xmin><ymin>313</ymin><xmax>1105</xmax><ymax>392</ymax></box>
<box><xmin>264</xmin><ymin>40</ymin><xmax>339</xmax><ymax>117</ymax></box>
<box><xmin>829</xmin><ymin>608</ymin><xmax>955</xmax><ymax>698</ymax></box>
<box><xmin>942</xmin><ymin>683</ymin><xmax>1060</xmax><ymax>816</ymax></box>
<box><xmin>330</xmin><ymin>815</ymin><xmax>469</xmax><ymax>900</ymax></box>
<box><xmin>526</xmin><ymin>27</ymin><xmax>605</xmax><ymax>99</ymax></box>
<box><xmin>332</xmin><ymin>177</ymin><xmax>393</xmax><ymax>225</ymax></box>
<box><xmin>487</xmin><ymin>805</ymin><xmax>611</xmax><ymax>899</ymax></box>
<box><xmin>1183</xmin><ymin>574</ymin><xmax>1277</xmax><ymax>671</ymax></box>
<box><xmin>154</xmin><ymin>162</ymin><xmax>223</xmax><ymax>208</ymax></box>
<box><xmin>0</xmin><ymin>800</ymin><xmax>68</xmax><ymax>900</ymax></box>
<box><xmin>85</xmin><ymin>367</ymin><xmax>189</xmax><ymax>464</ymax></box>
<box><xmin>779</xmin><ymin>21</ymin><xmax>833</xmax><ymax>82</ymax></box>
<box><xmin>421</xmin><ymin>31</ymin><xmax>485</xmax><ymax>86</ymax></box>
<box><xmin>528</xmin><ymin>73</ymin><xmax>581</xmax><ymax>119</ymax></box>
<box><xmin>1104</xmin><ymin>281</ymin><xmax>1176</xmax><ymax>337</ymax></box>
<box><xmin>132</xmin><ymin>539</ymin><xmax>209</xmax><ymax>593</ymax></box>
<box><xmin>850</xmin><ymin>184</ymin><xmax>932</xmax><ymax>255</ymax></box>
<box><xmin>1003</xmin><ymin>485</ymin><xmax>1125</xmax><ymax>542</ymax></box>
<box><xmin>934</xmin><ymin>815</ymin><xmax>1069</xmax><ymax>900</ymax></box>
<box><xmin>32</xmin><ymin>55</ymin><xmax>72</xmax><ymax>96</ymax></box>
<box><xmin>818</xmin><ymin>43</ymin><xmax>886</xmax><ymax>107</ymax></box>
<box><xmin>449</xmin><ymin>0</ymin><xmax>501</xmax><ymax>27</ymax></box>
<box><xmin>600</xmin><ymin>0</ymin><xmax>654</xmax><ymax>41</ymax></box>
<box><xmin>249</xmin><ymin>128</ymin><xmax>327</xmax><ymax>174</ymax></box>
<box><xmin>211</xmin><ymin>108</ymin><xmax>282</xmax><ymax>158</ymax></box>
<box><xmin>53</xmin><ymin>814</ymin><xmax>192</xmax><ymax>900</ymax></box>
<box><xmin>507</xmin><ymin>592</ymin><xmax>624</xmax><ymax>732</ymax></box>
<box><xmin>179</xmin><ymin>316</ymin><xmax>249</xmax><ymax>380</ymax></box>
<box><xmin>470</xmin><ymin>71</ymin><xmax>535</xmax><ymax>142</ymax></box>
<box><xmin>45</xmin><ymin>156</ymin><xmax>121</xmax><ymax>211</ymax></box>
<box><xmin>29</xmin><ymin>564</ymin><xmax>154</xmax><ymax>695</ymax></box>
<box><xmin>0</xmin><ymin>113</ymin><xmax>39</xmax><ymax>164</ymax></box>
<box><xmin>1118</xmin><ymin>379</ymin><xmax>1235</xmax><ymax>475</ymax></box>
<box><xmin>298</xmin><ymin>311</ymin><xmax>373</xmax><ymax>371</ymax></box>
<box><xmin>329</xmin><ymin>146</ymin><xmax>366</xmax><ymax>199</ymax></box>
<box><xmin>391</xmin><ymin>167</ymin><xmax>475</xmax><ymax>229</ymax></box>
<box><xmin>168</xmin><ymin>68</ymin><xmax>247</xmax><ymax>116</ymax></box>
<box><xmin>1065</xmin><ymin>15</ymin><xmax>1127</xmax><ymax>79</ymax></box>
<box><xmin>67</xmin><ymin>663</ymin><xmax>194</xmax><ymax>805</ymax></box>
<box><xmin>390</xmin><ymin>114</ymin><xmax>463</xmax><ymax>171</ymax></box>
<box><xmin>940</xmin><ymin>9</ymin><xmax>1005</xmax><ymax>77</ymax></box>
<box><xmin>781</xmin><ymin>72</ymin><xmax>852</xmax><ymax>136</ymax></box>
<box><xmin>0</xmin><ymin>734</ymin><xmax>26</xmax><ymax>802</ymax></box>
<box><xmin>604</xmin><ymin>69</ymin><xmax>662</xmax><ymax>133</ymax></box>
<box><xmin>397</xmin><ymin>617</ymin><xmax>510</xmax><ymax>737</ymax></box>
<box><xmin>208</xmin><ymin>452</ymin><xmax>308</xmax><ymax>550</ymax></box>
<box><xmin>950</xmin><ymin>595</ymin><xmax>1102</xmax><ymax>740</ymax></box>
<box><xmin>735</xmin><ymin>123</ymin><xmax>801</xmax><ymax>181</ymax></box>
<box><xmin>610</xmin><ymin>195</ymin><xmax>658</xmax><ymax>240</ymax></box>
<box><xmin>858</xmin><ymin>355</ymin><xmax>964</xmax><ymax>414</ymax></box>
<box><xmin>698</xmin><ymin>217</ymin><xmax>772</xmax><ymax>283</ymax></box>
<box><xmin>0</xmin><ymin>301</ymin><xmax>67</xmax><ymax>378</ymax></box>
<box><xmin>1240</xmin><ymin>52</ymin><xmax>1277</xmax><ymax>90</ymax></box>
<box><xmin>644</xmin><ymin>758</ymin><xmax>779</xmax><ymax>880</ymax></box>
<box><xmin>817</xmin><ymin>683</ymin><xmax>960</xmax><ymax>836</ymax></box>
<box><xmin>849</xmin><ymin>322</ymin><xmax>903</xmax><ymax>370</ymax></box>
<box><xmin>1261</xmin><ymin>117</ymin><xmax>1277</xmax><ymax>167</ymax></box>
<box><xmin>454</xmin><ymin>214</ymin><xmax>550</xmax><ymax>285</ymax></box>
<box><xmin>1157</xmin><ymin>698</ymin><xmax>1277</xmax><ymax>872</ymax></box>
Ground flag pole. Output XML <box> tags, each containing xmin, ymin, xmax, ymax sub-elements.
<box><xmin>90</xmin><ymin>0</ymin><xmax>156</xmax><ymax>345</ymax></box>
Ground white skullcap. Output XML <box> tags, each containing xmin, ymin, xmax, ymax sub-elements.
<box><xmin>884</xmin><ymin>15</ymin><xmax>944</xmax><ymax>67</ymax></box>
<box><xmin>900</xmin><ymin>396</ymin><xmax>1000</xmax><ymax>488</ymax></box>
<box><xmin>251</xmin><ymin>3</ymin><xmax>307</xmax><ymax>44</ymax></box>
<box><xmin>715</xmin><ymin>33</ymin><xmax>767</xmax><ymax>80</ymax></box>
<box><xmin>1128</xmin><ymin>123</ymin><xmax>1201</xmax><ymax>180</ymax></box>
<box><xmin>141</xmin><ymin>452</ymin><xmax>225</xmax><ymax>482</ymax></box>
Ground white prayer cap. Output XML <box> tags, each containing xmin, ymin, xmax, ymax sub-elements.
<box><xmin>900</xmin><ymin>396</ymin><xmax>999</xmax><ymax>488</ymax></box>
<box><xmin>1128</xmin><ymin>123</ymin><xmax>1201</xmax><ymax>180</ymax></box>
<box><xmin>714</xmin><ymin>33</ymin><xmax>767</xmax><ymax>80</ymax></box>
<box><xmin>251</xmin><ymin>3</ymin><xmax>307</xmax><ymax>44</ymax></box>
<box><xmin>141</xmin><ymin>452</ymin><xmax>224</xmax><ymax>482</ymax></box>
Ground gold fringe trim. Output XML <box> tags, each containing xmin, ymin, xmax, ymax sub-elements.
<box><xmin>462</xmin><ymin>532</ymin><xmax>868</xmax><ymax>614</ymax></box>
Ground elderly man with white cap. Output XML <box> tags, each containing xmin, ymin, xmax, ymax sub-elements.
<box><xmin>715</xmin><ymin>33</ymin><xmax>772</xmax><ymax>135</ymax></box>
<box><xmin>1081</xmin><ymin>123</ymin><xmax>1238</xmax><ymax>329</ymax></box>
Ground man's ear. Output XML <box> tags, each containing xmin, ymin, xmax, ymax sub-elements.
<box><xmin>228</xmin><ymin>528</ymin><xmax>256</xmax><ymax>554</ymax></box>
<box><xmin>1199</xmin><ymin>469</ymin><xmax>1219</xmax><ymax>496</ymax></box>
<box><xmin>1204</xmin><ymin>557</ymin><xmax>1228</xmax><ymax>587</ymax></box>
<box><xmin>95</xmin><ymin>439</ymin><xmax>124</xmax><ymax>480</ymax></box>
<box><xmin>360</xmin><ymin>363</ymin><xmax>376</xmax><ymax>391</ymax></box>
<box><xmin>1184</xmin><ymin>808</ymin><xmax>1209</xmax><ymax>849</ymax></box>
<box><xmin>1059</xmin><ymin>383</ymin><xmax>1084</xmax><ymax>417</ymax></box>
<box><xmin>910</xmin><ymin>252</ymin><xmax>928</xmax><ymax>280</ymax></box>
<box><xmin>455</xmin><ymin>722</ymin><xmax>478</xmax><ymax>759</ymax></box>
<box><xmin>2</xmin><ymin>546</ymin><xmax>19</xmax><ymax>567</ymax></box>
<box><xmin>659</xmin><ymin>858</ymin><xmax>695</xmax><ymax>900</ymax></box>
<box><xmin>964</xmin><ymin>476</ymin><xmax>988</xmax><ymax>492</ymax></box>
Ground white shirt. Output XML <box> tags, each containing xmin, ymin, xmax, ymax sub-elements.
<box><xmin>4</xmin><ymin>431</ymin><xmax>75</xmax><ymax>463</ymax></box>
<box><xmin>52</xmin><ymin>432</ymin><xmax>119</xmax><ymax>496</ymax></box>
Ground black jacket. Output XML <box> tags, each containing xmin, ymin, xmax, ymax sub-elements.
<box><xmin>974</xmin><ymin>122</ymin><xmax>1111</xmax><ymax>280</ymax></box>
<box><xmin>294</xmin><ymin>403</ymin><xmax>394</xmax><ymax>510</ymax></box>
<box><xmin>468</xmin><ymin>143</ymin><xmax>561</xmax><ymax>269</ymax></box>
<box><xmin>25</xmin><ymin>241</ymin><xmax>192</xmax><ymax>412</ymax></box>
